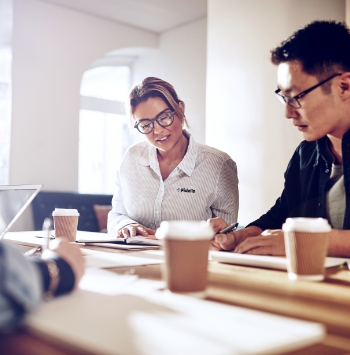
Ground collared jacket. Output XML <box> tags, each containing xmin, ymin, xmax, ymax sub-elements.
<box><xmin>249</xmin><ymin>129</ymin><xmax>350</xmax><ymax>230</ymax></box>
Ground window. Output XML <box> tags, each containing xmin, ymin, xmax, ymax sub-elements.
<box><xmin>0</xmin><ymin>0</ymin><xmax>13</xmax><ymax>184</ymax></box>
<box><xmin>78</xmin><ymin>66</ymin><xmax>133</xmax><ymax>194</ymax></box>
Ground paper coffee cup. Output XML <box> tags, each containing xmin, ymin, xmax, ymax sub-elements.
<box><xmin>156</xmin><ymin>221</ymin><xmax>214</xmax><ymax>296</ymax></box>
<box><xmin>52</xmin><ymin>208</ymin><xmax>80</xmax><ymax>242</ymax></box>
<box><xmin>283</xmin><ymin>218</ymin><xmax>331</xmax><ymax>281</ymax></box>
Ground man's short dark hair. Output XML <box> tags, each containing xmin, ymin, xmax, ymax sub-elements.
<box><xmin>270</xmin><ymin>20</ymin><xmax>350</xmax><ymax>79</ymax></box>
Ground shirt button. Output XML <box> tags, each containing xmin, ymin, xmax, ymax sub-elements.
<box><xmin>325</xmin><ymin>169</ymin><xmax>329</xmax><ymax>173</ymax></box>
<box><xmin>318</xmin><ymin>202</ymin><xmax>322</xmax><ymax>207</ymax></box>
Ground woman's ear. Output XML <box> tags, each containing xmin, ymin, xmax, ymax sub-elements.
<box><xmin>178</xmin><ymin>101</ymin><xmax>185</xmax><ymax>116</ymax></box>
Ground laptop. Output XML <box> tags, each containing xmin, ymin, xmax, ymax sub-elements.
<box><xmin>0</xmin><ymin>184</ymin><xmax>42</xmax><ymax>240</ymax></box>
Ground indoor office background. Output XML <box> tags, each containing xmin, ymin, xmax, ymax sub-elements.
<box><xmin>0</xmin><ymin>0</ymin><xmax>347</xmax><ymax>231</ymax></box>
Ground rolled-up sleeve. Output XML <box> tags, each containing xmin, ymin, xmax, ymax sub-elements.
<box><xmin>107</xmin><ymin>167</ymin><xmax>139</xmax><ymax>238</ymax></box>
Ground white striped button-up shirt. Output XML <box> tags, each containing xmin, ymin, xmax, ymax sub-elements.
<box><xmin>107</xmin><ymin>132</ymin><xmax>239</xmax><ymax>237</ymax></box>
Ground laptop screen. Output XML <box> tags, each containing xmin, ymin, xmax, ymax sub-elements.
<box><xmin>0</xmin><ymin>185</ymin><xmax>42</xmax><ymax>240</ymax></box>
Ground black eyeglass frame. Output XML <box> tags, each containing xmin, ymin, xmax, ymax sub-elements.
<box><xmin>134</xmin><ymin>110</ymin><xmax>175</xmax><ymax>134</ymax></box>
<box><xmin>275</xmin><ymin>73</ymin><xmax>342</xmax><ymax>109</ymax></box>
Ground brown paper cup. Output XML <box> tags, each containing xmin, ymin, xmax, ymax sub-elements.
<box><xmin>284</xmin><ymin>231</ymin><xmax>329</xmax><ymax>278</ymax></box>
<box><xmin>53</xmin><ymin>215</ymin><xmax>79</xmax><ymax>242</ymax></box>
<box><xmin>163</xmin><ymin>239</ymin><xmax>210</xmax><ymax>294</ymax></box>
<box><xmin>283</xmin><ymin>218</ymin><xmax>330</xmax><ymax>281</ymax></box>
<box><xmin>156</xmin><ymin>221</ymin><xmax>214</xmax><ymax>297</ymax></box>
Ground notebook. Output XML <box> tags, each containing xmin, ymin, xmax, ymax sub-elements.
<box><xmin>0</xmin><ymin>184</ymin><xmax>42</xmax><ymax>240</ymax></box>
<box><xmin>75</xmin><ymin>232</ymin><xmax>161</xmax><ymax>246</ymax></box>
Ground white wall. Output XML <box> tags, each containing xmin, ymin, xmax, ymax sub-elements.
<box><xmin>11</xmin><ymin>0</ymin><xmax>157</xmax><ymax>190</ymax></box>
<box><xmin>133</xmin><ymin>18</ymin><xmax>207</xmax><ymax>144</ymax></box>
<box><xmin>10</xmin><ymin>0</ymin><xmax>157</xmax><ymax>230</ymax></box>
<box><xmin>207</xmin><ymin>0</ymin><xmax>345</xmax><ymax>226</ymax></box>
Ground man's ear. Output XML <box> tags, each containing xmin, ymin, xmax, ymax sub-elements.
<box><xmin>339</xmin><ymin>72</ymin><xmax>350</xmax><ymax>99</ymax></box>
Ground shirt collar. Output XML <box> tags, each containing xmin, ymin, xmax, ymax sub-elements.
<box><xmin>315</xmin><ymin>136</ymin><xmax>334</xmax><ymax>166</ymax></box>
<box><xmin>315</xmin><ymin>128</ymin><xmax>350</xmax><ymax>165</ymax></box>
<box><xmin>137</xmin><ymin>130</ymin><xmax>198</xmax><ymax>177</ymax></box>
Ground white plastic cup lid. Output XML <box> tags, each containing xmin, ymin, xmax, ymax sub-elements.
<box><xmin>52</xmin><ymin>208</ymin><xmax>80</xmax><ymax>217</ymax></box>
<box><xmin>156</xmin><ymin>220</ymin><xmax>214</xmax><ymax>240</ymax></box>
<box><xmin>282</xmin><ymin>217</ymin><xmax>331</xmax><ymax>233</ymax></box>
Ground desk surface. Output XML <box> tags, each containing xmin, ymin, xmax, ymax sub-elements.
<box><xmin>2</xmin><ymin>231</ymin><xmax>350</xmax><ymax>355</ymax></box>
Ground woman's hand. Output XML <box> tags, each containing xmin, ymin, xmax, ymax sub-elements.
<box><xmin>117</xmin><ymin>224</ymin><xmax>156</xmax><ymax>238</ymax></box>
<box><xmin>207</xmin><ymin>217</ymin><xmax>235</xmax><ymax>251</ymax></box>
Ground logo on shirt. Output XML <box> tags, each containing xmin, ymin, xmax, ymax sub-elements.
<box><xmin>177</xmin><ymin>187</ymin><xmax>195</xmax><ymax>193</ymax></box>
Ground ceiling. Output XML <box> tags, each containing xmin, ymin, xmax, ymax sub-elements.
<box><xmin>37</xmin><ymin>0</ymin><xmax>207</xmax><ymax>33</ymax></box>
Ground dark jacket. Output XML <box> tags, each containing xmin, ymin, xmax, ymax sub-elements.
<box><xmin>248</xmin><ymin>129</ymin><xmax>350</xmax><ymax>230</ymax></box>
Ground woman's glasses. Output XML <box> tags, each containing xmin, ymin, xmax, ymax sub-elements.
<box><xmin>134</xmin><ymin>111</ymin><xmax>175</xmax><ymax>134</ymax></box>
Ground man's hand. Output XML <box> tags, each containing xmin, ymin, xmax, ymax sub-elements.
<box><xmin>234</xmin><ymin>229</ymin><xmax>285</xmax><ymax>255</ymax></box>
<box><xmin>42</xmin><ymin>238</ymin><xmax>85</xmax><ymax>289</ymax></box>
<box><xmin>117</xmin><ymin>224</ymin><xmax>156</xmax><ymax>238</ymax></box>
<box><xmin>207</xmin><ymin>219</ymin><xmax>265</xmax><ymax>252</ymax></box>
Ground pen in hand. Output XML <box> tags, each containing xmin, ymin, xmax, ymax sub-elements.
<box><xmin>219</xmin><ymin>222</ymin><xmax>238</xmax><ymax>234</ymax></box>
<box><xmin>43</xmin><ymin>218</ymin><xmax>52</xmax><ymax>250</ymax></box>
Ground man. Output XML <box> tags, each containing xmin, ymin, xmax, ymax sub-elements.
<box><xmin>0</xmin><ymin>239</ymin><xmax>85</xmax><ymax>330</ymax></box>
<box><xmin>210</xmin><ymin>20</ymin><xmax>350</xmax><ymax>258</ymax></box>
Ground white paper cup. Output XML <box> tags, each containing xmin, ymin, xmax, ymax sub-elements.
<box><xmin>283</xmin><ymin>218</ymin><xmax>331</xmax><ymax>281</ymax></box>
<box><xmin>52</xmin><ymin>208</ymin><xmax>80</xmax><ymax>242</ymax></box>
<box><xmin>156</xmin><ymin>221</ymin><xmax>214</xmax><ymax>296</ymax></box>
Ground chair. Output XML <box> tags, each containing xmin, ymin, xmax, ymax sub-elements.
<box><xmin>32</xmin><ymin>191</ymin><xmax>112</xmax><ymax>232</ymax></box>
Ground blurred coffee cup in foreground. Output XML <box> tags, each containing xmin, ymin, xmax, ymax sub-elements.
<box><xmin>52</xmin><ymin>208</ymin><xmax>80</xmax><ymax>242</ymax></box>
<box><xmin>283</xmin><ymin>218</ymin><xmax>331</xmax><ymax>281</ymax></box>
<box><xmin>156</xmin><ymin>221</ymin><xmax>214</xmax><ymax>297</ymax></box>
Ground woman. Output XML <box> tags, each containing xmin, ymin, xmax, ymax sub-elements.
<box><xmin>107</xmin><ymin>77</ymin><xmax>238</xmax><ymax>239</ymax></box>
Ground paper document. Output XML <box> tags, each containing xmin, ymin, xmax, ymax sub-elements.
<box><xmin>210</xmin><ymin>251</ymin><xmax>349</xmax><ymax>270</ymax></box>
<box><xmin>82</xmin><ymin>249</ymin><xmax>164</xmax><ymax>269</ymax></box>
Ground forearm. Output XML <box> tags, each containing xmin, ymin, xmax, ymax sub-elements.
<box><xmin>108</xmin><ymin>176</ymin><xmax>138</xmax><ymax>237</ymax></box>
<box><xmin>213</xmin><ymin>158</ymin><xmax>239</xmax><ymax>224</ymax></box>
<box><xmin>33</xmin><ymin>257</ymin><xmax>75</xmax><ymax>297</ymax></box>
<box><xmin>0</xmin><ymin>242</ymin><xmax>76</xmax><ymax>331</ymax></box>
<box><xmin>328</xmin><ymin>229</ymin><xmax>350</xmax><ymax>257</ymax></box>
<box><xmin>0</xmin><ymin>243</ymin><xmax>42</xmax><ymax>331</ymax></box>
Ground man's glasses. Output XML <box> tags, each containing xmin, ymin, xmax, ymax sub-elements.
<box><xmin>275</xmin><ymin>73</ymin><xmax>342</xmax><ymax>109</ymax></box>
<box><xmin>134</xmin><ymin>111</ymin><xmax>175</xmax><ymax>134</ymax></box>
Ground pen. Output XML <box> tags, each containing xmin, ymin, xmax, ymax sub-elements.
<box><xmin>24</xmin><ymin>218</ymin><xmax>52</xmax><ymax>257</ymax></box>
<box><xmin>219</xmin><ymin>222</ymin><xmax>238</xmax><ymax>234</ymax></box>
<box><xmin>43</xmin><ymin>218</ymin><xmax>52</xmax><ymax>250</ymax></box>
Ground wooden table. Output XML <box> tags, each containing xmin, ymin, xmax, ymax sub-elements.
<box><xmin>1</xmin><ymin>232</ymin><xmax>350</xmax><ymax>355</ymax></box>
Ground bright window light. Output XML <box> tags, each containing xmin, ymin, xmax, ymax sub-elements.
<box><xmin>80</xmin><ymin>66</ymin><xmax>130</xmax><ymax>101</ymax></box>
<box><xmin>78</xmin><ymin>65</ymin><xmax>132</xmax><ymax>194</ymax></box>
<box><xmin>0</xmin><ymin>0</ymin><xmax>13</xmax><ymax>184</ymax></box>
